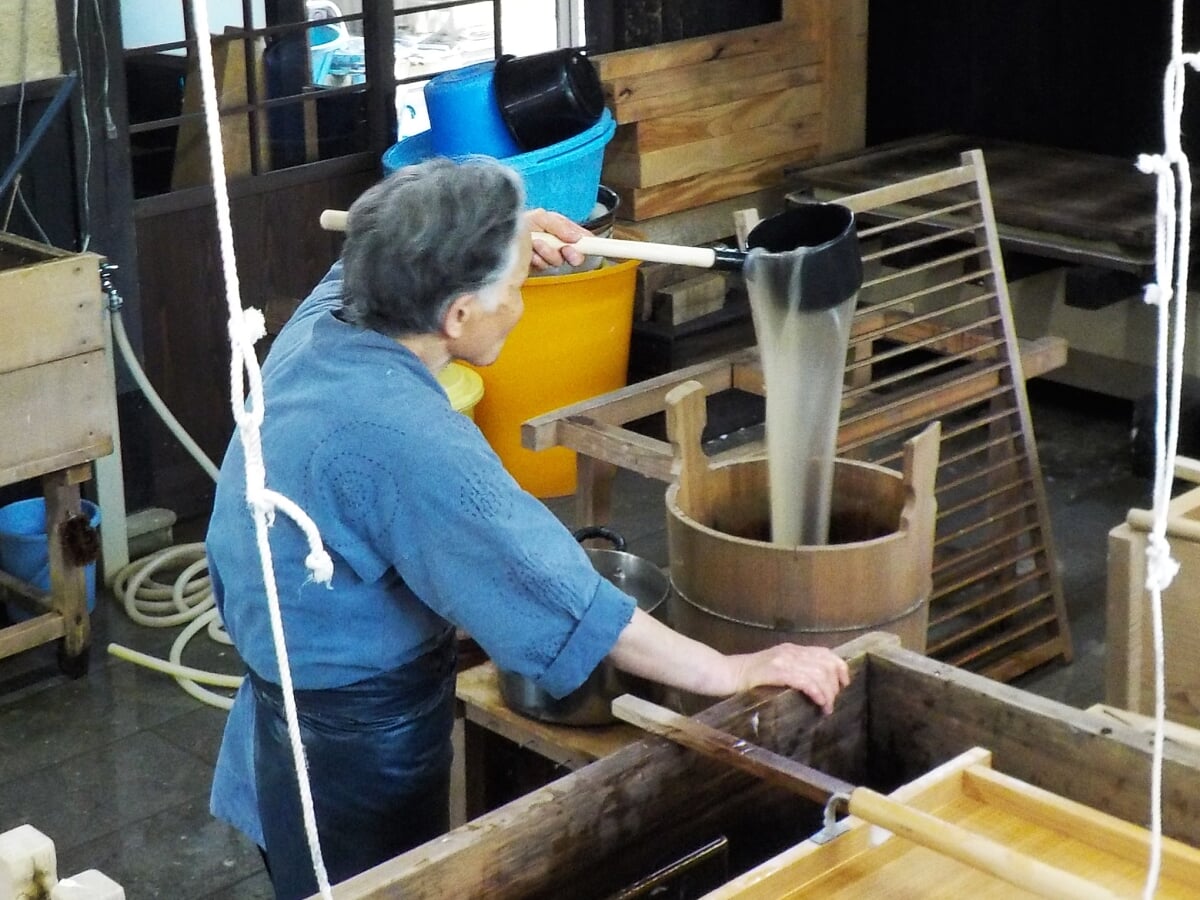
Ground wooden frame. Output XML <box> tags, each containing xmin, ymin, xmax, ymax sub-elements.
<box><xmin>0</xmin><ymin>234</ymin><xmax>109</xmax><ymax>670</ymax></box>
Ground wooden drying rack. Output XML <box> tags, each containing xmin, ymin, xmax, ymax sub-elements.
<box><xmin>523</xmin><ymin>149</ymin><xmax>1073</xmax><ymax>683</ymax></box>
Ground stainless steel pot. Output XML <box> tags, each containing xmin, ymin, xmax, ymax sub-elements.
<box><xmin>498</xmin><ymin>526</ymin><xmax>669</xmax><ymax>726</ymax></box>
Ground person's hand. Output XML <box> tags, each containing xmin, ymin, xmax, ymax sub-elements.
<box><xmin>725</xmin><ymin>644</ymin><xmax>851</xmax><ymax>715</ymax></box>
<box><xmin>525</xmin><ymin>208</ymin><xmax>588</xmax><ymax>270</ymax></box>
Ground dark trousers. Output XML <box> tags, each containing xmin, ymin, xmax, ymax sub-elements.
<box><xmin>248</xmin><ymin>635</ymin><xmax>456</xmax><ymax>900</ymax></box>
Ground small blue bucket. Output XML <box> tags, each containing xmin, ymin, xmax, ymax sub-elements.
<box><xmin>382</xmin><ymin>109</ymin><xmax>616</xmax><ymax>223</ymax></box>
<box><xmin>0</xmin><ymin>498</ymin><xmax>100</xmax><ymax>618</ymax></box>
<box><xmin>424</xmin><ymin>61</ymin><xmax>522</xmax><ymax>159</ymax></box>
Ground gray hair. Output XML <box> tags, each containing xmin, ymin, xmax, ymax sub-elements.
<box><xmin>339</xmin><ymin>157</ymin><xmax>525</xmax><ymax>336</ymax></box>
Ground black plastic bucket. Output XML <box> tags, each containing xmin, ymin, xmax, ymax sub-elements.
<box><xmin>494</xmin><ymin>49</ymin><xmax>605</xmax><ymax>151</ymax></box>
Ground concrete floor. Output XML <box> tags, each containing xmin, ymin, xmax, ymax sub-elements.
<box><xmin>0</xmin><ymin>379</ymin><xmax>1152</xmax><ymax>897</ymax></box>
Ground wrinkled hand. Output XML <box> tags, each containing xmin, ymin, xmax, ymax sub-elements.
<box><xmin>726</xmin><ymin>644</ymin><xmax>851</xmax><ymax>715</ymax></box>
<box><xmin>525</xmin><ymin>208</ymin><xmax>588</xmax><ymax>270</ymax></box>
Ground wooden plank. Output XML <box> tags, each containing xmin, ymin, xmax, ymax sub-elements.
<box><xmin>609</xmin><ymin>84</ymin><xmax>823</xmax><ymax>155</ymax></box>
<box><xmin>963</xmin><ymin>763</ymin><xmax>1200</xmax><ymax>885</ymax></box>
<box><xmin>845</xmin><ymin>785</ymin><xmax>1123</xmax><ymax>900</ymax></box>
<box><xmin>605</xmin><ymin>116</ymin><xmax>821</xmax><ymax>187</ymax></box>
<box><xmin>1103</xmin><ymin>510</ymin><xmax>1200</xmax><ymax>727</ymax></box>
<box><xmin>521</xmin><ymin>350</ymin><xmax>754</xmax><ymax>451</ymax></box>
<box><xmin>612</xmin><ymin>694</ymin><xmax>855</xmax><ymax>804</ymax></box>
<box><xmin>594</xmin><ymin>23</ymin><xmax>808</xmax><ymax>81</ymax></box>
<box><xmin>555</xmin><ymin>418</ymin><xmax>674</xmax><ymax>482</ymax></box>
<box><xmin>0</xmin><ymin>351</ymin><xmax>115</xmax><ymax>484</ymax></box>
<box><xmin>1105</xmin><ymin>522</ymin><xmax>1141</xmax><ymax>713</ymax></box>
<box><xmin>172</xmin><ymin>32</ymin><xmax>268</xmax><ymax>189</ymax></box>
<box><xmin>616</xmin><ymin>146</ymin><xmax>822</xmax><ymax>220</ymax></box>
<box><xmin>0</xmin><ymin>613</ymin><xmax>65</xmax><ymax>660</ymax></box>
<box><xmin>43</xmin><ymin>468</ymin><xmax>89</xmax><ymax>658</ymax></box>
<box><xmin>605</xmin><ymin>44</ymin><xmax>821</xmax><ymax>108</ymax></box>
<box><xmin>0</xmin><ymin>240</ymin><xmax>104</xmax><ymax>374</ymax></box>
<box><xmin>1086</xmin><ymin>704</ymin><xmax>1200</xmax><ymax>753</ymax></box>
<box><xmin>813</xmin><ymin>0</ymin><xmax>869</xmax><ymax>156</ymax></box>
<box><xmin>606</xmin><ymin>63</ymin><xmax>822</xmax><ymax>126</ymax></box>
<box><xmin>456</xmin><ymin>662</ymin><xmax>640</xmax><ymax>769</ymax></box>
<box><xmin>866</xmin><ymin>647</ymin><xmax>1200</xmax><ymax>845</ymax></box>
<box><xmin>350</xmin><ymin>638</ymin><xmax>1200</xmax><ymax>899</ymax></box>
<box><xmin>651</xmin><ymin>272</ymin><xmax>729</xmax><ymax>325</ymax></box>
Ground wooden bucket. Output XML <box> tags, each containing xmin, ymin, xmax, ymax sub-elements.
<box><xmin>664</xmin><ymin>382</ymin><xmax>940</xmax><ymax>655</ymax></box>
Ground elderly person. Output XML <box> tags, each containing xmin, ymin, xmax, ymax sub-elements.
<box><xmin>206</xmin><ymin>157</ymin><xmax>850</xmax><ymax>899</ymax></box>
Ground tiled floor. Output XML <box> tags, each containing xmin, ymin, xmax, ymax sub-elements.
<box><xmin>0</xmin><ymin>379</ymin><xmax>1151</xmax><ymax>897</ymax></box>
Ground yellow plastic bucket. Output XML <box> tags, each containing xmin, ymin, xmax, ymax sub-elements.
<box><xmin>436</xmin><ymin>362</ymin><xmax>485</xmax><ymax>420</ymax></box>
<box><xmin>469</xmin><ymin>258</ymin><xmax>639</xmax><ymax>497</ymax></box>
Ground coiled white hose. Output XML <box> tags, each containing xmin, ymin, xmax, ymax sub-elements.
<box><xmin>105</xmin><ymin>308</ymin><xmax>242</xmax><ymax>710</ymax></box>
<box><xmin>107</xmin><ymin>544</ymin><xmax>241</xmax><ymax>710</ymax></box>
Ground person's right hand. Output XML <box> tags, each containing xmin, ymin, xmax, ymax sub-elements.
<box><xmin>525</xmin><ymin>207</ymin><xmax>588</xmax><ymax>270</ymax></box>
<box><xmin>723</xmin><ymin>644</ymin><xmax>851</xmax><ymax>715</ymax></box>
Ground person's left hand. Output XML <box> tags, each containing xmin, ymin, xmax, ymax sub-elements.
<box><xmin>726</xmin><ymin>644</ymin><xmax>852</xmax><ymax>715</ymax></box>
<box><xmin>525</xmin><ymin>208</ymin><xmax>588</xmax><ymax>271</ymax></box>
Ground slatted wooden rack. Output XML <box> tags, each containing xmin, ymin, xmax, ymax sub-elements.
<box><xmin>523</xmin><ymin>149</ymin><xmax>1073</xmax><ymax>682</ymax></box>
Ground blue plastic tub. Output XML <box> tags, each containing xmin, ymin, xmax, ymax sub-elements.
<box><xmin>0</xmin><ymin>498</ymin><xmax>100</xmax><ymax>618</ymax></box>
<box><xmin>423</xmin><ymin>60</ymin><xmax>522</xmax><ymax>158</ymax></box>
<box><xmin>381</xmin><ymin>109</ymin><xmax>616</xmax><ymax>223</ymax></box>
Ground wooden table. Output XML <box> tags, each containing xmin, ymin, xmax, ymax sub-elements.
<box><xmin>455</xmin><ymin>661</ymin><xmax>642</xmax><ymax>818</ymax></box>
<box><xmin>789</xmin><ymin>132</ymin><xmax>1156</xmax><ymax>276</ymax></box>
<box><xmin>0</xmin><ymin>235</ymin><xmax>112</xmax><ymax>675</ymax></box>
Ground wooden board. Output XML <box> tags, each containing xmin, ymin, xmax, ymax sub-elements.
<box><xmin>456</xmin><ymin>661</ymin><xmax>641</xmax><ymax>769</ymax></box>
<box><xmin>1106</xmin><ymin>489</ymin><xmax>1200</xmax><ymax>727</ymax></box>
<box><xmin>604</xmin><ymin>61</ymin><xmax>823</xmax><ymax>126</ymax></box>
<box><xmin>709</xmin><ymin>748</ymin><xmax>1200</xmax><ymax>898</ymax></box>
<box><xmin>608</xmin><ymin>84</ymin><xmax>824</xmax><ymax>155</ymax></box>
<box><xmin>173</xmin><ymin>31</ymin><xmax>270</xmax><ymax>189</ymax></box>
<box><xmin>605</xmin><ymin>116</ymin><xmax>822</xmax><ymax>187</ymax></box>
<box><xmin>614</xmin><ymin>146</ymin><xmax>822</xmax><ymax>220</ymax></box>
<box><xmin>594</xmin><ymin>21</ymin><xmax>808</xmax><ymax>82</ymax></box>
<box><xmin>594</xmin><ymin>0</ymin><xmax>867</xmax><ymax>221</ymax></box>
<box><xmin>792</xmin><ymin>133</ymin><xmax>1156</xmax><ymax>264</ymax></box>
<box><xmin>0</xmin><ymin>235</ymin><xmax>105</xmax><ymax>374</ymax></box>
<box><xmin>0</xmin><ymin>351</ymin><xmax>115</xmax><ymax>484</ymax></box>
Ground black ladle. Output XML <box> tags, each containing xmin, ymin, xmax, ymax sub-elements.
<box><xmin>533</xmin><ymin>202</ymin><xmax>862</xmax><ymax>311</ymax></box>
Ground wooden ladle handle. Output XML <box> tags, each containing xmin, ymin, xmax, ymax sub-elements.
<box><xmin>320</xmin><ymin>209</ymin><xmax>348</xmax><ymax>231</ymax></box>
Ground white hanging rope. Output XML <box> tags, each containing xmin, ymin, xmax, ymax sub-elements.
<box><xmin>1133</xmin><ymin>1</ymin><xmax>1198</xmax><ymax>895</ymax></box>
<box><xmin>186</xmin><ymin>4</ymin><xmax>335</xmax><ymax>897</ymax></box>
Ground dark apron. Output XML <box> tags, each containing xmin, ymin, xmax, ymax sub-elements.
<box><xmin>249</xmin><ymin>631</ymin><xmax>457</xmax><ymax>899</ymax></box>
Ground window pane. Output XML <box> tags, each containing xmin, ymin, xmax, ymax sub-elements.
<box><xmin>500</xmin><ymin>0</ymin><xmax>560</xmax><ymax>56</ymax></box>
<box><xmin>392</xmin><ymin>0</ymin><xmax>562</xmax><ymax>142</ymax></box>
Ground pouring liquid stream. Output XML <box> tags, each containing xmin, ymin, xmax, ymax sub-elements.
<box><xmin>745</xmin><ymin>250</ymin><xmax>858</xmax><ymax>547</ymax></box>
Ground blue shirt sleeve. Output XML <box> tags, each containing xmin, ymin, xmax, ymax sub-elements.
<box><xmin>304</xmin><ymin>413</ymin><xmax>636</xmax><ymax>698</ymax></box>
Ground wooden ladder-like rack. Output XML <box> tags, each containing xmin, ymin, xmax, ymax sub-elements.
<box><xmin>523</xmin><ymin>149</ymin><xmax>1073</xmax><ymax>682</ymax></box>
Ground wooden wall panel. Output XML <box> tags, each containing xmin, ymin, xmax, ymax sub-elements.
<box><xmin>133</xmin><ymin>166</ymin><xmax>376</xmax><ymax>518</ymax></box>
<box><xmin>597</xmin><ymin>0</ymin><xmax>867</xmax><ymax>220</ymax></box>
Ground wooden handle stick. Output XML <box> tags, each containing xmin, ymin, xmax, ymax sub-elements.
<box><xmin>845</xmin><ymin>788</ymin><xmax>1119</xmax><ymax>900</ymax></box>
<box><xmin>532</xmin><ymin>231</ymin><xmax>746</xmax><ymax>269</ymax></box>
<box><xmin>612</xmin><ymin>694</ymin><xmax>1121</xmax><ymax>900</ymax></box>
<box><xmin>319</xmin><ymin>211</ymin><xmax>746</xmax><ymax>270</ymax></box>
<box><xmin>320</xmin><ymin>209</ymin><xmax>348</xmax><ymax>231</ymax></box>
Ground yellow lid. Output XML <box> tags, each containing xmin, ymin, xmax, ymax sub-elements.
<box><xmin>436</xmin><ymin>362</ymin><xmax>484</xmax><ymax>413</ymax></box>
